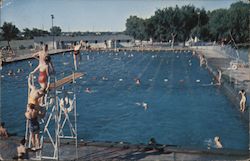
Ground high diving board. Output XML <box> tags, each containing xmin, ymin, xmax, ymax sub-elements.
<box><xmin>49</xmin><ymin>72</ymin><xmax>84</xmax><ymax>89</ymax></box>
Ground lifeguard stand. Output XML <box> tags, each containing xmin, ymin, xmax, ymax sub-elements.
<box><xmin>25</xmin><ymin>72</ymin><xmax>83</xmax><ymax>160</ymax></box>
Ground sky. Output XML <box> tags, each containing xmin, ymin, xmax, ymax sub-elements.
<box><xmin>0</xmin><ymin>0</ymin><xmax>243</xmax><ymax>32</ymax></box>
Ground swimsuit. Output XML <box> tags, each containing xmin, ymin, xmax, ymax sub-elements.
<box><xmin>29</xmin><ymin>118</ymin><xmax>40</xmax><ymax>133</ymax></box>
<box><xmin>38</xmin><ymin>71</ymin><xmax>47</xmax><ymax>83</ymax></box>
<box><xmin>74</xmin><ymin>50</ymin><xmax>80</xmax><ymax>55</ymax></box>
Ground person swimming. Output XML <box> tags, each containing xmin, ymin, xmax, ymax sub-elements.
<box><xmin>200</xmin><ymin>54</ymin><xmax>207</xmax><ymax>67</ymax></box>
<box><xmin>135</xmin><ymin>102</ymin><xmax>148</xmax><ymax>110</ymax></box>
<box><xmin>214</xmin><ymin>136</ymin><xmax>223</xmax><ymax>148</ymax></box>
<box><xmin>142</xmin><ymin>102</ymin><xmax>148</xmax><ymax>110</ymax></box>
<box><xmin>239</xmin><ymin>89</ymin><xmax>247</xmax><ymax>112</ymax></box>
<box><xmin>85</xmin><ymin>88</ymin><xmax>92</xmax><ymax>93</ymax></box>
<box><xmin>102</xmin><ymin>76</ymin><xmax>108</xmax><ymax>81</ymax></box>
<box><xmin>7</xmin><ymin>70</ymin><xmax>14</xmax><ymax>76</ymax></box>
<box><xmin>135</xmin><ymin>79</ymin><xmax>140</xmax><ymax>85</ymax></box>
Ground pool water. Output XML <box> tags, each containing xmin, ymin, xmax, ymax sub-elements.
<box><xmin>1</xmin><ymin>51</ymin><xmax>248</xmax><ymax>150</ymax></box>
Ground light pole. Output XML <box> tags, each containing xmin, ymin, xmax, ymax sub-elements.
<box><xmin>197</xmin><ymin>12</ymin><xmax>200</xmax><ymax>40</ymax></box>
<box><xmin>51</xmin><ymin>14</ymin><xmax>54</xmax><ymax>49</ymax></box>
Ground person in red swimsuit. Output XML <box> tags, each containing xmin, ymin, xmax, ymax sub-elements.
<box><xmin>31</xmin><ymin>61</ymin><xmax>49</xmax><ymax>90</ymax></box>
<box><xmin>38</xmin><ymin>70</ymin><xmax>47</xmax><ymax>84</ymax></box>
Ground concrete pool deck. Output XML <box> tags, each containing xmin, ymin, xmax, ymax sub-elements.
<box><xmin>1</xmin><ymin>49</ymin><xmax>73</xmax><ymax>63</ymax></box>
<box><xmin>0</xmin><ymin>137</ymin><xmax>249</xmax><ymax>160</ymax></box>
<box><xmin>194</xmin><ymin>46</ymin><xmax>250</xmax><ymax>109</ymax></box>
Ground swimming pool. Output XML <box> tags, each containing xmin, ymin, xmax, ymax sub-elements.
<box><xmin>1</xmin><ymin>51</ymin><xmax>248</xmax><ymax>150</ymax></box>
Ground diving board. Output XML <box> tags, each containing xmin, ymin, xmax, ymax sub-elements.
<box><xmin>49</xmin><ymin>72</ymin><xmax>84</xmax><ymax>89</ymax></box>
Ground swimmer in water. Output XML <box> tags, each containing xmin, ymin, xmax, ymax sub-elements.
<box><xmin>214</xmin><ymin>136</ymin><xmax>223</xmax><ymax>148</ymax></box>
<box><xmin>135</xmin><ymin>102</ymin><xmax>148</xmax><ymax>110</ymax></box>
<box><xmin>28</xmin><ymin>61</ymin><xmax>33</xmax><ymax>67</ymax></box>
<box><xmin>8</xmin><ymin>70</ymin><xmax>13</xmax><ymax>76</ymax></box>
<box><xmin>200</xmin><ymin>54</ymin><xmax>207</xmax><ymax>67</ymax></box>
<box><xmin>239</xmin><ymin>89</ymin><xmax>247</xmax><ymax>112</ymax></box>
<box><xmin>102</xmin><ymin>76</ymin><xmax>108</xmax><ymax>81</ymax></box>
<box><xmin>85</xmin><ymin>88</ymin><xmax>92</xmax><ymax>93</ymax></box>
<box><xmin>17</xmin><ymin>68</ymin><xmax>21</xmax><ymax>73</ymax></box>
<box><xmin>135</xmin><ymin>79</ymin><xmax>140</xmax><ymax>85</ymax></box>
<box><xmin>142</xmin><ymin>102</ymin><xmax>148</xmax><ymax>110</ymax></box>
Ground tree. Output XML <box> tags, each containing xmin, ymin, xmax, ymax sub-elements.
<box><xmin>125</xmin><ymin>16</ymin><xmax>146</xmax><ymax>41</ymax></box>
<box><xmin>164</xmin><ymin>6</ymin><xmax>182</xmax><ymax>47</ymax></box>
<box><xmin>178</xmin><ymin>5</ymin><xmax>198</xmax><ymax>46</ymax></box>
<box><xmin>23</xmin><ymin>28</ymin><xmax>49</xmax><ymax>39</ymax></box>
<box><xmin>50</xmin><ymin>26</ymin><xmax>62</xmax><ymax>36</ymax></box>
<box><xmin>23</xmin><ymin>28</ymin><xmax>32</xmax><ymax>39</ymax></box>
<box><xmin>1</xmin><ymin>22</ymin><xmax>20</xmax><ymax>48</ymax></box>
<box><xmin>144</xmin><ymin>17</ymin><xmax>156</xmax><ymax>41</ymax></box>
<box><xmin>208</xmin><ymin>9</ymin><xmax>230</xmax><ymax>42</ymax></box>
<box><xmin>124</xmin><ymin>2</ymin><xmax>249</xmax><ymax>44</ymax></box>
<box><xmin>227</xmin><ymin>1</ymin><xmax>250</xmax><ymax>43</ymax></box>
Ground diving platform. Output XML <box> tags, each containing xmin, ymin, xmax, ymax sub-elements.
<box><xmin>49</xmin><ymin>72</ymin><xmax>84</xmax><ymax>89</ymax></box>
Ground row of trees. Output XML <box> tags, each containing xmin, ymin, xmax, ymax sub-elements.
<box><xmin>125</xmin><ymin>1</ymin><xmax>249</xmax><ymax>45</ymax></box>
<box><xmin>0</xmin><ymin>22</ymin><xmax>62</xmax><ymax>40</ymax></box>
<box><xmin>0</xmin><ymin>22</ymin><xmax>62</xmax><ymax>49</ymax></box>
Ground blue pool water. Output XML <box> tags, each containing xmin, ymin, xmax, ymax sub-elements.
<box><xmin>0</xmin><ymin>51</ymin><xmax>248</xmax><ymax>150</ymax></box>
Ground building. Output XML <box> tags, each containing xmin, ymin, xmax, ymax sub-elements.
<box><xmin>34</xmin><ymin>34</ymin><xmax>134</xmax><ymax>50</ymax></box>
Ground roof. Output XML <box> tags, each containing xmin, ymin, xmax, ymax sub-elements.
<box><xmin>34</xmin><ymin>34</ymin><xmax>134</xmax><ymax>43</ymax></box>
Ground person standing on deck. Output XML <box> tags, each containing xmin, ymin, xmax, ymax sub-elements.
<box><xmin>239</xmin><ymin>89</ymin><xmax>247</xmax><ymax>112</ymax></box>
<box><xmin>217</xmin><ymin>69</ymin><xmax>222</xmax><ymax>85</ymax></box>
<box><xmin>199</xmin><ymin>54</ymin><xmax>207</xmax><ymax>67</ymax></box>
<box><xmin>16</xmin><ymin>138</ymin><xmax>29</xmax><ymax>160</ymax></box>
